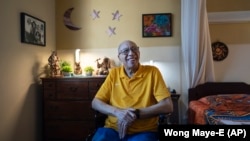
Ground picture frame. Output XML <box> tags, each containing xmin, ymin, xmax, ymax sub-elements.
<box><xmin>142</xmin><ymin>13</ymin><xmax>172</xmax><ymax>37</ymax></box>
<box><xmin>20</xmin><ymin>12</ymin><xmax>46</xmax><ymax>46</ymax></box>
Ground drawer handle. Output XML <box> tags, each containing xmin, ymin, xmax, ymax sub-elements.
<box><xmin>69</xmin><ymin>87</ymin><xmax>78</xmax><ymax>92</ymax></box>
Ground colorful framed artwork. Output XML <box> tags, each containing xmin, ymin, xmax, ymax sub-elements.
<box><xmin>20</xmin><ymin>12</ymin><xmax>46</xmax><ymax>46</ymax></box>
<box><xmin>142</xmin><ymin>13</ymin><xmax>172</xmax><ymax>37</ymax></box>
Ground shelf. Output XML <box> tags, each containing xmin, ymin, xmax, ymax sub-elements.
<box><xmin>208</xmin><ymin>11</ymin><xmax>250</xmax><ymax>24</ymax></box>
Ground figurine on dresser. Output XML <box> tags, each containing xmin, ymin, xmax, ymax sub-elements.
<box><xmin>48</xmin><ymin>51</ymin><xmax>61</xmax><ymax>76</ymax></box>
<box><xmin>74</xmin><ymin>62</ymin><xmax>82</xmax><ymax>75</ymax></box>
<box><xmin>96</xmin><ymin>57</ymin><xmax>111</xmax><ymax>75</ymax></box>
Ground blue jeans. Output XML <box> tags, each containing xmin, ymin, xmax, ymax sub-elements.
<box><xmin>92</xmin><ymin>127</ymin><xmax>158</xmax><ymax>141</ymax></box>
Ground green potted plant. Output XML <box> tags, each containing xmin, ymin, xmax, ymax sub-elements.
<box><xmin>60</xmin><ymin>60</ymin><xmax>73</xmax><ymax>76</ymax></box>
<box><xmin>84</xmin><ymin>66</ymin><xmax>94</xmax><ymax>76</ymax></box>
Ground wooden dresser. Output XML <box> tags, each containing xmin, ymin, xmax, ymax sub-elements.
<box><xmin>41</xmin><ymin>77</ymin><xmax>106</xmax><ymax>141</ymax></box>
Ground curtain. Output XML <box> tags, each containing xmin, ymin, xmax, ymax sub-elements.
<box><xmin>180</xmin><ymin>0</ymin><xmax>215</xmax><ymax>123</ymax></box>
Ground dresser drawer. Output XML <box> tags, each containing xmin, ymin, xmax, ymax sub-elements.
<box><xmin>43</xmin><ymin>81</ymin><xmax>55</xmax><ymax>89</ymax></box>
<box><xmin>43</xmin><ymin>81</ymin><xmax>56</xmax><ymax>99</ymax></box>
<box><xmin>89</xmin><ymin>80</ymin><xmax>104</xmax><ymax>90</ymax></box>
<box><xmin>56</xmin><ymin>81</ymin><xmax>88</xmax><ymax>100</ymax></box>
<box><xmin>44</xmin><ymin>101</ymin><xmax>94</xmax><ymax>120</ymax></box>
<box><xmin>89</xmin><ymin>80</ymin><xmax>105</xmax><ymax>99</ymax></box>
<box><xmin>41</xmin><ymin>77</ymin><xmax>106</xmax><ymax>141</ymax></box>
<box><xmin>44</xmin><ymin>120</ymin><xmax>95</xmax><ymax>140</ymax></box>
<box><xmin>44</xmin><ymin>90</ymin><xmax>56</xmax><ymax>99</ymax></box>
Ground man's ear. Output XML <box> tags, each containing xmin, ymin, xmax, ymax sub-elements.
<box><xmin>117</xmin><ymin>55</ymin><xmax>121</xmax><ymax>61</ymax></box>
<box><xmin>108</xmin><ymin>60</ymin><xmax>111</xmax><ymax>68</ymax></box>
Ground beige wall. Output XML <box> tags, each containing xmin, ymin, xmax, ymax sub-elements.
<box><xmin>0</xmin><ymin>1</ymin><xmax>249</xmax><ymax>139</ymax></box>
<box><xmin>0</xmin><ymin>0</ymin><xmax>55</xmax><ymax>140</ymax></box>
<box><xmin>207</xmin><ymin>0</ymin><xmax>250</xmax><ymax>12</ymax></box>
<box><xmin>209</xmin><ymin>23</ymin><xmax>250</xmax><ymax>44</ymax></box>
<box><xmin>208</xmin><ymin>0</ymin><xmax>250</xmax><ymax>44</ymax></box>
<box><xmin>207</xmin><ymin>0</ymin><xmax>250</xmax><ymax>82</ymax></box>
<box><xmin>56</xmin><ymin>0</ymin><xmax>181</xmax><ymax>49</ymax></box>
<box><xmin>56</xmin><ymin>0</ymin><xmax>250</xmax><ymax>125</ymax></box>
<box><xmin>56</xmin><ymin>0</ymin><xmax>182</xmax><ymax>99</ymax></box>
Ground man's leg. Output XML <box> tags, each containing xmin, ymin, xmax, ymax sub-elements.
<box><xmin>127</xmin><ymin>132</ymin><xmax>158</xmax><ymax>141</ymax></box>
<box><xmin>92</xmin><ymin>127</ymin><xmax>120</xmax><ymax>141</ymax></box>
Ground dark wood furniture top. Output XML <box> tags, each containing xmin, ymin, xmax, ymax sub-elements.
<box><xmin>188</xmin><ymin>82</ymin><xmax>250</xmax><ymax>102</ymax></box>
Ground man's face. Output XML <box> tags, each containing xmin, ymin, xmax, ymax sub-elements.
<box><xmin>118</xmin><ymin>41</ymin><xmax>140</xmax><ymax>69</ymax></box>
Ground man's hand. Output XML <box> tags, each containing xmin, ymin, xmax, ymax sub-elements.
<box><xmin>116</xmin><ymin>108</ymin><xmax>137</xmax><ymax>139</ymax></box>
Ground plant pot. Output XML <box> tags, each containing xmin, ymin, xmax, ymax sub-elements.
<box><xmin>63</xmin><ymin>72</ymin><xmax>71</xmax><ymax>76</ymax></box>
<box><xmin>85</xmin><ymin>71</ymin><xmax>93</xmax><ymax>76</ymax></box>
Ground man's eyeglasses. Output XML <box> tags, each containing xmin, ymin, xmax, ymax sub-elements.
<box><xmin>119</xmin><ymin>47</ymin><xmax>139</xmax><ymax>55</ymax></box>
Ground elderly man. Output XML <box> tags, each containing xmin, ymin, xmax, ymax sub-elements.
<box><xmin>91</xmin><ymin>40</ymin><xmax>173</xmax><ymax>141</ymax></box>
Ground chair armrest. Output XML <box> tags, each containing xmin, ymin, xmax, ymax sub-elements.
<box><xmin>94</xmin><ymin>111</ymin><xmax>107</xmax><ymax>129</ymax></box>
<box><xmin>158</xmin><ymin>113</ymin><xmax>172</xmax><ymax>125</ymax></box>
<box><xmin>86</xmin><ymin>111</ymin><xmax>107</xmax><ymax>141</ymax></box>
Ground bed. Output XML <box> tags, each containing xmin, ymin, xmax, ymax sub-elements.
<box><xmin>188</xmin><ymin>82</ymin><xmax>250</xmax><ymax>125</ymax></box>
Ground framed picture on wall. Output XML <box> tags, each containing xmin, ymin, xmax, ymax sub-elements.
<box><xmin>20</xmin><ymin>12</ymin><xmax>46</xmax><ymax>46</ymax></box>
<box><xmin>142</xmin><ymin>13</ymin><xmax>172</xmax><ymax>37</ymax></box>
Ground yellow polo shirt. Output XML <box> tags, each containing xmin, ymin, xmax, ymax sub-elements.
<box><xmin>95</xmin><ymin>64</ymin><xmax>171</xmax><ymax>134</ymax></box>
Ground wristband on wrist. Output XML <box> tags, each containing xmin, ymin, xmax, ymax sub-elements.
<box><xmin>135</xmin><ymin>109</ymin><xmax>140</xmax><ymax>119</ymax></box>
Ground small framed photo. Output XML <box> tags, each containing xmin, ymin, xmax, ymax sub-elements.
<box><xmin>20</xmin><ymin>12</ymin><xmax>46</xmax><ymax>46</ymax></box>
<box><xmin>142</xmin><ymin>13</ymin><xmax>172</xmax><ymax>37</ymax></box>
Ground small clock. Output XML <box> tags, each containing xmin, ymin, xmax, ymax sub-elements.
<box><xmin>212</xmin><ymin>41</ymin><xmax>229</xmax><ymax>61</ymax></box>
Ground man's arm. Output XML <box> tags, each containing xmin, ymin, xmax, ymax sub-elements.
<box><xmin>92</xmin><ymin>96</ymin><xmax>173</xmax><ymax>119</ymax></box>
<box><xmin>138</xmin><ymin>97</ymin><xmax>173</xmax><ymax>119</ymax></box>
<box><xmin>92</xmin><ymin>98</ymin><xmax>137</xmax><ymax>120</ymax></box>
<box><xmin>92</xmin><ymin>98</ymin><xmax>117</xmax><ymax>116</ymax></box>
<box><xmin>92</xmin><ymin>98</ymin><xmax>137</xmax><ymax>139</ymax></box>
